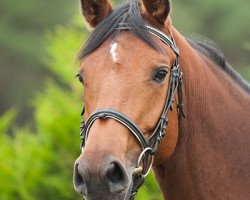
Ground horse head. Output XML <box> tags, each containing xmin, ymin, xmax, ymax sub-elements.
<box><xmin>73</xmin><ymin>0</ymin><xmax>182</xmax><ymax>199</ymax></box>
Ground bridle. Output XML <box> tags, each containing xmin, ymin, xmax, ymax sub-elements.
<box><xmin>78</xmin><ymin>23</ymin><xmax>185</xmax><ymax>200</ymax></box>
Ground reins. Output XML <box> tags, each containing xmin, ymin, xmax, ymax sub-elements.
<box><xmin>79</xmin><ymin>23</ymin><xmax>185</xmax><ymax>200</ymax></box>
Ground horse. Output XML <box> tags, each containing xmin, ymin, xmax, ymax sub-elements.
<box><xmin>73</xmin><ymin>0</ymin><xmax>250</xmax><ymax>199</ymax></box>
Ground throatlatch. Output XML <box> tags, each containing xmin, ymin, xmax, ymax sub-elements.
<box><xmin>79</xmin><ymin>24</ymin><xmax>185</xmax><ymax>200</ymax></box>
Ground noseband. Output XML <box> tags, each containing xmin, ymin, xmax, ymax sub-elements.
<box><xmin>79</xmin><ymin>24</ymin><xmax>184</xmax><ymax>200</ymax></box>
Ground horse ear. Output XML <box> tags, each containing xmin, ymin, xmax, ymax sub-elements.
<box><xmin>80</xmin><ymin>0</ymin><xmax>113</xmax><ymax>28</ymax></box>
<box><xmin>141</xmin><ymin>0</ymin><xmax>171</xmax><ymax>26</ymax></box>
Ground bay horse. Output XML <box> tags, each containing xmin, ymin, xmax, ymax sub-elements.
<box><xmin>73</xmin><ymin>0</ymin><xmax>250</xmax><ymax>199</ymax></box>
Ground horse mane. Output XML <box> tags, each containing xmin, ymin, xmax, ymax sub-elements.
<box><xmin>78</xmin><ymin>0</ymin><xmax>250</xmax><ymax>93</ymax></box>
<box><xmin>186</xmin><ymin>38</ymin><xmax>250</xmax><ymax>93</ymax></box>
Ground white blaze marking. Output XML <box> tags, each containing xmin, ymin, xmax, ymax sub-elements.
<box><xmin>110</xmin><ymin>42</ymin><xmax>118</xmax><ymax>62</ymax></box>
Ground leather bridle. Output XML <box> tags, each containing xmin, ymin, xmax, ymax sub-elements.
<box><xmin>78</xmin><ymin>24</ymin><xmax>185</xmax><ymax>200</ymax></box>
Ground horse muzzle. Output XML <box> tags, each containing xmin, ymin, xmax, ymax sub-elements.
<box><xmin>73</xmin><ymin>155</ymin><xmax>131</xmax><ymax>199</ymax></box>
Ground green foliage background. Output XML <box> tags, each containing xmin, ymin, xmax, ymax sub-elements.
<box><xmin>0</xmin><ymin>0</ymin><xmax>249</xmax><ymax>200</ymax></box>
<box><xmin>0</xmin><ymin>0</ymin><xmax>77</xmax><ymax>124</ymax></box>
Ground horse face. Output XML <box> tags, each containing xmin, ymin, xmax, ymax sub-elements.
<box><xmin>73</xmin><ymin>0</ymin><xmax>177</xmax><ymax>199</ymax></box>
<box><xmin>74</xmin><ymin>32</ymin><xmax>177</xmax><ymax>199</ymax></box>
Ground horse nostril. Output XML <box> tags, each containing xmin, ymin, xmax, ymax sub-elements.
<box><xmin>105</xmin><ymin>161</ymin><xmax>129</xmax><ymax>194</ymax></box>
<box><xmin>106</xmin><ymin>162</ymin><xmax>124</xmax><ymax>183</ymax></box>
<box><xmin>73</xmin><ymin>163</ymin><xmax>87</xmax><ymax>195</ymax></box>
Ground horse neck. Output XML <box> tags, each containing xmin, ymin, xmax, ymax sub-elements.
<box><xmin>153</xmin><ymin>28</ymin><xmax>250</xmax><ymax>200</ymax></box>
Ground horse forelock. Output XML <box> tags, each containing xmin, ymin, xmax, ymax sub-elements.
<box><xmin>78</xmin><ymin>0</ymin><xmax>160</xmax><ymax>61</ymax></box>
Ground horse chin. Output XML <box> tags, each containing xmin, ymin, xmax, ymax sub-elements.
<box><xmin>83</xmin><ymin>181</ymin><xmax>133</xmax><ymax>200</ymax></box>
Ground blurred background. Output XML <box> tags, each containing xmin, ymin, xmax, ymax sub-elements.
<box><xmin>0</xmin><ymin>0</ymin><xmax>249</xmax><ymax>200</ymax></box>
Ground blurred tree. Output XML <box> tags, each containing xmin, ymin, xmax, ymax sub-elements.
<box><xmin>172</xmin><ymin>0</ymin><xmax>250</xmax><ymax>68</ymax></box>
<box><xmin>0</xmin><ymin>0</ymin><xmax>78</xmax><ymax>125</ymax></box>
<box><xmin>0</xmin><ymin>19</ymin><xmax>83</xmax><ymax>200</ymax></box>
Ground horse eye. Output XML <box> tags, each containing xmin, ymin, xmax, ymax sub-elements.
<box><xmin>154</xmin><ymin>68</ymin><xmax>168</xmax><ymax>82</ymax></box>
<box><xmin>76</xmin><ymin>73</ymin><xmax>84</xmax><ymax>83</ymax></box>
